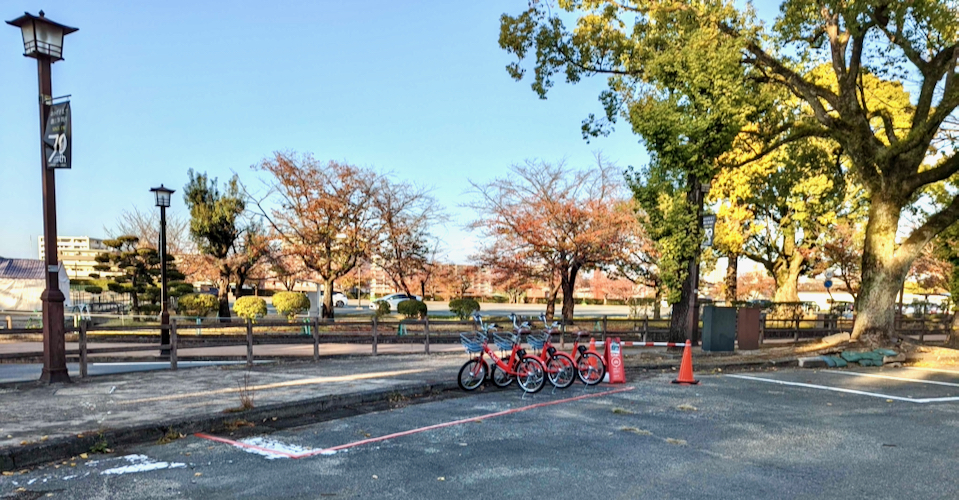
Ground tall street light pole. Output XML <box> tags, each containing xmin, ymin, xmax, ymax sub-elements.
<box><xmin>7</xmin><ymin>11</ymin><xmax>78</xmax><ymax>383</ymax></box>
<box><xmin>151</xmin><ymin>185</ymin><xmax>175</xmax><ymax>356</ymax></box>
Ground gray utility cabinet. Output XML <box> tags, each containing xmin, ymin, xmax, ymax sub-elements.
<box><xmin>702</xmin><ymin>305</ymin><xmax>737</xmax><ymax>352</ymax></box>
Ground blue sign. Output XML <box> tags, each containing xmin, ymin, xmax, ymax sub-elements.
<box><xmin>824</xmin><ymin>279</ymin><xmax>833</xmax><ymax>289</ymax></box>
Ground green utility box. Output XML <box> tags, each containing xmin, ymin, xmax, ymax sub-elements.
<box><xmin>702</xmin><ymin>305</ymin><xmax>737</xmax><ymax>352</ymax></box>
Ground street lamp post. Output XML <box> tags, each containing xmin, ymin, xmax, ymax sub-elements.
<box><xmin>7</xmin><ymin>11</ymin><xmax>78</xmax><ymax>383</ymax></box>
<box><xmin>151</xmin><ymin>185</ymin><xmax>175</xmax><ymax>355</ymax></box>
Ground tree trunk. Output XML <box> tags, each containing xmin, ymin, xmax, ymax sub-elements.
<box><xmin>853</xmin><ymin>197</ymin><xmax>909</xmax><ymax>343</ymax></box>
<box><xmin>947</xmin><ymin>311</ymin><xmax>959</xmax><ymax>349</ymax></box>
<box><xmin>217</xmin><ymin>276</ymin><xmax>231</xmax><ymax>321</ymax></box>
<box><xmin>545</xmin><ymin>287</ymin><xmax>558</xmax><ymax>323</ymax></box>
<box><xmin>770</xmin><ymin>224</ymin><xmax>803</xmax><ymax>304</ymax></box>
<box><xmin>668</xmin><ymin>266</ymin><xmax>695</xmax><ymax>344</ymax></box>
<box><xmin>653</xmin><ymin>287</ymin><xmax>662</xmax><ymax>320</ymax></box>
<box><xmin>724</xmin><ymin>253</ymin><xmax>739</xmax><ymax>303</ymax></box>
<box><xmin>560</xmin><ymin>264</ymin><xmax>581</xmax><ymax>324</ymax></box>
<box><xmin>322</xmin><ymin>279</ymin><xmax>335</xmax><ymax>319</ymax></box>
<box><xmin>771</xmin><ymin>262</ymin><xmax>802</xmax><ymax>303</ymax></box>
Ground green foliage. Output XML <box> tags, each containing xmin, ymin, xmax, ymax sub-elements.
<box><xmin>397</xmin><ymin>299</ymin><xmax>428</xmax><ymax>319</ymax></box>
<box><xmin>170</xmin><ymin>282</ymin><xmax>195</xmax><ymax>298</ymax></box>
<box><xmin>95</xmin><ymin>236</ymin><xmax>163</xmax><ymax>316</ymax></box>
<box><xmin>448</xmin><ymin>298</ymin><xmax>480</xmax><ymax>320</ymax></box>
<box><xmin>139</xmin><ymin>304</ymin><xmax>161</xmax><ymax>315</ymax></box>
<box><xmin>84</xmin><ymin>285</ymin><xmax>103</xmax><ymax>295</ymax></box>
<box><xmin>273</xmin><ymin>291</ymin><xmax>310</xmax><ymax>320</ymax></box>
<box><xmin>375</xmin><ymin>300</ymin><xmax>391</xmax><ymax>318</ymax></box>
<box><xmin>233</xmin><ymin>296</ymin><xmax>267</xmax><ymax>322</ymax></box>
<box><xmin>183</xmin><ymin>169</ymin><xmax>248</xmax><ymax>319</ymax></box>
<box><xmin>177</xmin><ymin>293</ymin><xmax>219</xmax><ymax>317</ymax></box>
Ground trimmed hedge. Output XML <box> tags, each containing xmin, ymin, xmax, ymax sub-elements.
<box><xmin>397</xmin><ymin>299</ymin><xmax>428</xmax><ymax>319</ymax></box>
<box><xmin>273</xmin><ymin>291</ymin><xmax>311</xmax><ymax>320</ymax></box>
<box><xmin>176</xmin><ymin>293</ymin><xmax>219</xmax><ymax>317</ymax></box>
<box><xmin>375</xmin><ymin>300</ymin><xmax>391</xmax><ymax>318</ymax></box>
<box><xmin>234</xmin><ymin>296</ymin><xmax>267</xmax><ymax>322</ymax></box>
<box><xmin>449</xmin><ymin>298</ymin><xmax>480</xmax><ymax>320</ymax></box>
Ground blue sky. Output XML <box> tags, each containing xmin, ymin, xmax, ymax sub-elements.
<box><xmin>1</xmin><ymin>1</ymin><xmax>778</xmax><ymax>263</ymax></box>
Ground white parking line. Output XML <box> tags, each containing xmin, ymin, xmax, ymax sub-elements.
<box><xmin>726</xmin><ymin>374</ymin><xmax>959</xmax><ymax>404</ymax></box>
<box><xmin>825</xmin><ymin>370</ymin><xmax>959</xmax><ymax>388</ymax></box>
<box><xmin>903</xmin><ymin>367</ymin><xmax>959</xmax><ymax>375</ymax></box>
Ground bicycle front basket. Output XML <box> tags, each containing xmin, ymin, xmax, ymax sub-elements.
<box><xmin>492</xmin><ymin>332</ymin><xmax>519</xmax><ymax>351</ymax></box>
<box><xmin>526</xmin><ymin>332</ymin><xmax>549</xmax><ymax>350</ymax></box>
<box><xmin>460</xmin><ymin>332</ymin><xmax>486</xmax><ymax>353</ymax></box>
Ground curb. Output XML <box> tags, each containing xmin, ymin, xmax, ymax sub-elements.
<box><xmin>0</xmin><ymin>380</ymin><xmax>460</xmax><ymax>472</ymax></box>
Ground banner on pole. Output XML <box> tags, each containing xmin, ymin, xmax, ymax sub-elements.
<box><xmin>44</xmin><ymin>101</ymin><xmax>71</xmax><ymax>169</ymax></box>
<box><xmin>702</xmin><ymin>214</ymin><xmax>716</xmax><ymax>248</ymax></box>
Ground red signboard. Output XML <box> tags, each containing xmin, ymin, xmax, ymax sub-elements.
<box><xmin>604</xmin><ymin>337</ymin><xmax>626</xmax><ymax>384</ymax></box>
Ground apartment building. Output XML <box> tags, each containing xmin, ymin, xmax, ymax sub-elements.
<box><xmin>38</xmin><ymin>236</ymin><xmax>113</xmax><ymax>279</ymax></box>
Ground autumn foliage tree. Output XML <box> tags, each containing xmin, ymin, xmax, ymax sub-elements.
<box><xmin>371</xmin><ymin>179</ymin><xmax>444</xmax><ymax>297</ymax></box>
<box><xmin>468</xmin><ymin>157</ymin><xmax>633</xmax><ymax>322</ymax></box>
<box><xmin>254</xmin><ymin>152</ymin><xmax>380</xmax><ymax>318</ymax></box>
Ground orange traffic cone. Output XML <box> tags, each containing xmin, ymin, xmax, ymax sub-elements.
<box><xmin>671</xmin><ymin>340</ymin><xmax>699</xmax><ymax>385</ymax></box>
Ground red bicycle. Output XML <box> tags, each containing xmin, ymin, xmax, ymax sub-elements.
<box><xmin>510</xmin><ymin>313</ymin><xmax>575</xmax><ymax>389</ymax></box>
<box><xmin>539</xmin><ymin>314</ymin><xmax>606</xmax><ymax>385</ymax></box>
<box><xmin>457</xmin><ymin>314</ymin><xmax>546</xmax><ymax>393</ymax></box>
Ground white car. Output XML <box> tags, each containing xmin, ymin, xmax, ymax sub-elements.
<box><xmin>369</xmin><ymin>293</ymin><xmax>422</xmax><ymax>311</ymax></box>
<box><xmin>318</xmin><ymin>291</ymin><xmax>349</xmax><ymax>308</ymax></box>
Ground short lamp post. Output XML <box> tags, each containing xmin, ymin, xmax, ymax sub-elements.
<box><xmin>151</xmin><ymin>184</ymin><xmax>174</xmax><ymax>355</ymax></box>
<box><xmin>7</xmin><ymin>11</ymin><xmax>78</xmax><ymax>383</ymax></box>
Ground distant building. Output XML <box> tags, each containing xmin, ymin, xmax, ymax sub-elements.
<box><xmin>38</xmin><ymin>236</ymin><xmax>113</xmax><ymax>279</ymax></box>
<box><xmin>0</xmin><ymin>258</ymin><xmax>72</xmax><ymax>311</ymax></box>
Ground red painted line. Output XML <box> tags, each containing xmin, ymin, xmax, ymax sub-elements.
<box><xmin>194</xmin><ymin>432</ymin><xmax>301</xmax><ymax>458</ymax></box>
<box><xmin>195</xmin><ymin>386</ymin><xmax>635</xmax><ymax>459</ymax></box>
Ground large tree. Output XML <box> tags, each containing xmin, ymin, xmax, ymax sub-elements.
<box><xmin>500</xmin><ymin>0</ymin><xmax>959</xmax><ymax>342</ymax></box>
<box><xmin>254</xmin><ymin>152</ymin><xmax>380</xmax><ymax>318</ymax></box>
<box><xmin>468</xmin><ymin>157</ymin><xmax>633</xmax><ymax>322</ymax></box>
<box><xmin>711</xmin><ymin>137</ymin><xmax>847</xmax><ymax>303</ymax></box>
<box><xmin>371</xmin><ymin>179</ymin><xmax>444</xmax><ymax>297</ymax></box>
<box><xmin>183</xmin><ymin>170</ymin><xmax>250</xmax><ymax>320</ymax></box>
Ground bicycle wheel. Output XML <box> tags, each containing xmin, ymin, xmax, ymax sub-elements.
<box><xmin>457</xmin><ymin>359</ymin><xmax>487</xmax><ymax>391</ymax></box>
<box><xmin>576</xmin><ymin>352</ymin><xmax>606</xmax><ymax>386</ymax></box>
<box><xmin>516</xmin><ymin>357</ymin><xmax>546</xmax><ymax>393</ymax></box>
<box><xmin>491</xmin><ymin>359</ymin><xmax>514</xmax><ymax>387</ymax></box>
<box><xmin>546</xmin><ymin>353</ymin><xmax>576</xmax><ymax>389</ymax></box>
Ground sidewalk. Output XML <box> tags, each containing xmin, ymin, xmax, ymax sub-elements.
<box><xmin>0</xmin><ymin>347</ymin><xmax>797</xmax><ymax>472</ymax></box>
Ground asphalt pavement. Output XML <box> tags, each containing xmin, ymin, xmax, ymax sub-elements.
<box><xmin>3</xmin><ymin>366</ymin><xmax>957</xmax><ymax>499</ymax></box>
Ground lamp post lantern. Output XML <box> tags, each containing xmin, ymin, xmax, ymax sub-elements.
<box><xmin>7</xmin><ymin>11</ymin><xmax>78</xmax><ymax>383</ymax></box>
<box><xmin>151</xmin><ymin>185</ymin><xmax>175</xmax><ymax>355</ymax></box>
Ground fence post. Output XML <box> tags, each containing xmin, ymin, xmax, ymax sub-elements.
<box><xmin>642</xmin><ymin>316</ymin><xmax>649</xmax><ymax>343</ymax></box>
<box><xmin>759</xmin><ymin>316</ymin><xmax>765</xmax><ymax>345</ymax></box>
<box><xmin>372</xmin><ymin>317</ymin><xmax>378</xmax><ymax>356</ymax></box>
<box><xmin>312</xmin><ymin>317</ymin><xmax>320</xmax><ymax>362</ymax></box>
<box><xmin>170</xmin><ymin>319</ymin><xmax>178</xmax><ymax>371</ymax></box>
<box><xmin>5</xmin><ymin>316</ymin><xmax>11</xmax><ymax>329</ymax></box>
<box><xmin>602</xmin><ymin>315</ymin><xmax>608</xmax><ymax>342</ymax></box>
<box><xmin>794</xmin><ymin>317</ymin><xmax>800</xmax><ymax>343</ymax></box>
<box><xmin>560</xmin><ymin>321</ymin><xmax>566</xmax><ymax>349</ymax></box>
<box><xmin>79</xmin><ymin>319</ymin><xmax>88</xmax><ymax>378</ymax></box>
<box><xmin>246</xmin><ymin>318</ymin><xmax>254</xmax><ymax>368</ymax></box>
<box><xmin>919</xmin><ymin>316</ymin><xmax>925</xmax><ymax>343</ymax></box>
<box><xmin>424</xmin><ymin>317</ymin><xmax>430</xmax><ymax>355</ymax></box>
